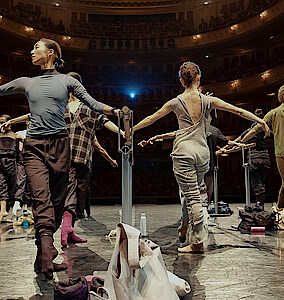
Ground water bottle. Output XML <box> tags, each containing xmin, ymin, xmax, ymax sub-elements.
<box><xmin>22</xmin><ymin>211</ymin><xmax>29</xmax><ymax>229</ymax></box>
<box><xmin>119</xmin><ymin>209</ymin><xmax>122</xmax><ymax>223</ymax></box>
<box><xmin>210</xmin><ymin>200</ymin><xmax>215</xmax><ymax>214</ymax></box>
<box><xmin>140</xmin><ymin>213</ymin><xmax>147</xmax><ymax>237</ymax></box>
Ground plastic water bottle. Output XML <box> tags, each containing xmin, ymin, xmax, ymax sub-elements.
<box><xmin>140</xmin><ymin>213</ymin><xmax>147</xmax><ymax>237</ymax></box>
<box><xmin>22</xmin><ymin>211</ymin><xmax>29</xmax><ymax>229</ymax></box>
<box><xmin>22</xmin><ymin>219</ymin><xmax>29</xmax><ymax>229</ymax></box>
<box><xmin>210</xmin><ymin>200</ymin><xmax>215</xmax><ymax>214</ymax></box>
<box><xmin>119</xmin><ymin>209</ymin><xmax>122</xmax><ymax>223</ymax></box>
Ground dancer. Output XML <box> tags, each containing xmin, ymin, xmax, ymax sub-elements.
<box><xmin>0</xmin><ymin>38</ymin><xmax>120</xmax><ymax>279</ymax></box>
<box><xmin>61</xmin><ymin>71</ymin><xmax>122</xmax><ymax>248</ymax></box>
<box><xmin>133</xmin><ymin>61</ymin><xmax>269</xmax><ymax>253</ymax></box>
<box><xmin>0</xmin><ymin>114</ymin><xmax>18</xmax><ymax>222</ymax></box>
<box><xmin>12</xmin><ymin>119</ymin><xmax>32</xmax><ymax>219</ymax></box>
<box><xmin>242</xmin><ymin>85</ymin><xmax>284</xmax><ymax>208</ymax></box>
<box><xmin>240</xmin><ymin>108</ymin><xmax>271</xmax><ymax>208</ymax></box>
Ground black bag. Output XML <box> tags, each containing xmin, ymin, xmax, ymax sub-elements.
<box><xmin>238</xmin><ymin>205</ymin><xmax>275</xmax><ymax>233</ymax></box>
<box><xmin>54</xmin><ymin>277</ymin><xmax>88</xmax><ymax>300</ymax></box>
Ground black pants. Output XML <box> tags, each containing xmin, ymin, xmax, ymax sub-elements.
<box><xmin>64</xmin><ymin>162</ymin><xmax>91</xmax><ymax>220</ymax></box>
<box><xmin>22</xmin><ymin>133</ymin><xmax>70</xmax><ymax>237</ymax></box>
<box><xmin>250</xmin><ymin>167</ymin><xmax>268</xmax><ymax>196</ymax></box>
<box><xmin>14</xmin><ymin>153</ymin><xmax>31</xmax><ymax>205</ymax></box>
<box><xmin>0</xmin><ymin>155</ymin><xmax>16</xmax><ymax>210</ymax></box>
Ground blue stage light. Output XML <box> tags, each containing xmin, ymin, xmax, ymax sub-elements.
<box><xmin>130</xmin><ymin>92</ymin><xmax>135</xmax><ymax>98</ymax></box>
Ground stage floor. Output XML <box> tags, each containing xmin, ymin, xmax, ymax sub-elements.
<box><xmin>0</xmin><ymin>203</ymin><xmax>283</xmax><ymax>300</ymax></box>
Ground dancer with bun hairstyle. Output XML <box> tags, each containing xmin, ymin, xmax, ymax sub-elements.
<box><xmin>133</xmin><ymin>61</ymin><xmax>269</xmax><ymax>253</ymax></box>
<box><xmin>0</xmin><ymin>38</ymin><xmax>120</xmax><ymax>279</ymax></box>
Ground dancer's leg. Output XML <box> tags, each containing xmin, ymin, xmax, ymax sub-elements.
<box><xmin>62</xmin><ymin>162</ymin><xmax>88</xmax><ymax>247</ymax></box>
<box><xmin>75</xmin><ymin>163</ymin><xmax>91</xmax><ymax>219</ymax></box>
<box><xmin>178</xmin><ymin>189</ymin><xmax>188</xmax><ymax>243</ymax></box>
<box><xmin>13</xmin><ymin>157</ymin><xmax>27</xmax><ymax>211</ymax></box>
<box><xmin>174</xmin><ymin>157</ymin><xmax>209</xmax><ymax>249</ymax></box>
<box><xmin>24</xmin><ymin>136</ymin><xmax>69</xmax><ymax>279</ymax></box>
<box><xmin>204</xmin><ymin>169</ymin><xmax>214</xmax><ymax>203</ymax></box>
<box><xmin>48</xmin><ymin>136</ymin><xmax>70</xmax><ymax>231</ymax></box>
<box><xmin>276</xmin><ymin>156</ymin><xmax>284</xmax><ymax>208</ymax></box>
<box><xmin>0</xmin><ymin>160</ymin><xmax>9</xmax><ymax>221</ymax></box>
<box><xmin>250</xmin><ymin>169</ymin><xmax>265</xmax><ymax>206</ymax></box>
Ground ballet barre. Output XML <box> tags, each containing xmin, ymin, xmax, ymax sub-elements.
<box><xmin>215</xmin><ymin>140</ymin><xmax>256</xmax><ymax>207</ymax></box>
<box><xmin>118</xmin><ymin>106</ymin><xmax>134</xmax><ymax>225</ymax></box>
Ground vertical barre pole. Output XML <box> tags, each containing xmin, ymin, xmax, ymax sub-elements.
<box><xmin>242</xmin><ymin>147</ymin><xmax>251</xmax><ymax>206</ymax></box>
<box><xmin>118</xmin><ymin>106</ymin><xmax>134</xmax><ymax>225</ymax></box>
<box><xmin>121</xmin><ymin>151</ymin><xmax>132</xmax><ymax>225</ymax></box>
<box><xmin>213</xmin><ymin>155</ymin><xmax>219</xmax><ymax>214</ymax></box>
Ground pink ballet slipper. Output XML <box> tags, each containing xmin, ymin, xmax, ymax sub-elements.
<box><xmin>67</xmin><ymin>232</ymin><xmax>87</xmax><ymax>244</ymax></box>
<box><xmin>61</xmin><ymin>211</ymin><xmax>74</xmax><ymax>248</ymax></box>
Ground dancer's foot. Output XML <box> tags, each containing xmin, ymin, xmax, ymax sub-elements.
<box><xmin>178</xmin><ymin>223</ymin><xmax>188</xmax><ymax>244</ymax></box>
<box><xmin>40</xmin><ymin>235</ymin><xmax>58</xmax><ymax>280</ymax></box>
<box><xmin>34</xmin><ymin>239</ymin><xmax>68</xmax><ymax>275</ymax></box>
<box><xmin>67</xmin><ymin>232</ymin><xmax>87</xmax><ymax>244</ymax></box>
<box><xmin>178</xmin><ymin>243</ymin><xmax>204</xmax><ymax>254</ymax></box>
<box><xmin>61</xmin><ymin>211</ymin><xmax>74</xmax><ymax>248</ymax></box>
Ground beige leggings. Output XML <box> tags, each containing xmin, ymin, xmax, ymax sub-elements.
<box><xmin>276</xmin><ymin>156</ymin><xmax>284</xmax><ymax>208</ymax></box>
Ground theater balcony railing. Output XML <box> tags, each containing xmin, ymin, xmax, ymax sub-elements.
<box><xmin>0</xmin><ymin>0</ymin><xmax>283</xmax><ymax>51</ymax></box>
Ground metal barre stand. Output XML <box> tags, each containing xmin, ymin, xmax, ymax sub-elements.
<box><xmin>118</xmin><ymin>106</ymin><xmax>134</xmax><ymax>225</ymax></box>
<box><xmin>210</xmin><ymin>155</ymin><xmax>231</xmax><ymax>217</ymax></box>
<box><xmin>242</xmin><ymin>147</ymin><xmax>251</xmax><ymax>206</ymax></box>
<box><xmin>211</xmin><ymin>141</ymin><xmax>254</xmax><ymax>217</ymax></box>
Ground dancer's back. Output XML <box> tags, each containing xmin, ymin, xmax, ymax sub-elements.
<box><xmin>169</xmin><ymin>93</ymin><xmax>212</xmax><ymax>164</ymax></box>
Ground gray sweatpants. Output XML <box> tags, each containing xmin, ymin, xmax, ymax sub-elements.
<box><xmin>173</xmin><ymin>157</ymin><xmax>209</xmax><ymax>244</ymax></box>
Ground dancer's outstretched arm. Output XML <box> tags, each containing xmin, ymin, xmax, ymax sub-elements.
<box><xmin>211</xmin><ymin>97</ymin><xmax>270</xmax><ymax>137</ymax></box>
<box><xmin>133</xmin><ymin>102</ymin><xmax>172</xmax><ymax>132</ymax></box>
<box><xmin>241</xmin><ymin>109</ymin><xmax>274</xmax><ymax>143</ymax></box>
<box><xmin>138</xmin><ymin>131</ymin><xmax>175</xmax><ymax>147</ymax></box>
<box><xmin>94</xmin><ymin>137</ymin><xmax>118</xmax><ymax>168</ymax></box>
<box><xmin>104</xmin><ymin>120</ymin><xmax>125</xmax><ymax>138</ymax></box>
<box><xmin>0</xmin><ymin>113</ymin><xmax>30</xmax><ymax>132</ymax></box>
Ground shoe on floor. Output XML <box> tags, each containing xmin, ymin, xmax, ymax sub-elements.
<box><xmin>178</xmin><ymin>243</ymin><xmax>204</xmax><ymax>253</ymax></box>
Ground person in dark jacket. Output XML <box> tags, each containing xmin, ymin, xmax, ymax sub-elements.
<box><xmin>241</xmin><ymin>108</ymin><xmax>271</xmax><ymax>208</ymax></box>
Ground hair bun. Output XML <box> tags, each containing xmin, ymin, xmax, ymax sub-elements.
<box><xmin>54</xmin><ymin>57</ymin><xmax>64</xmax><ymax>70</ymax></box>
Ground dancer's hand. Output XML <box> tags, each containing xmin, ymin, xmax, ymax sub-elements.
<box><xmin>0</xmin><ymin>121</ymin><xmax>11</xmax><ymax>133</ymax></box>
<box><xmin>110</xmin><ymin>159</ymin><xmax>118</xmax><ymax>168</ymax></box>
<box><xmin>260</xmin><ymin>121</ymin><xmax>270</xmax><ymax>138</ymax></box>
<box><xmin>138</xmin><ymin>140</ymin><xmax>148</xmax><ymax>147</ymax></box>
<box><xmin>148</xmin><ymin>136</ymin><xmax>158</xmax><ymax>144</ymax></box>
<box><xmin>113</xmin><ymin>109</ymin><xmax>121</xmax><ymax>117</ymax></box>
<box><xmin>138</xmin><ymin>136</ymin><xmax>158</xmax><ymax>147</ymax></box>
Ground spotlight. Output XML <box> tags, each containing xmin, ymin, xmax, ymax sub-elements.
<box><xmin>130</xmin><ymin>93</ymin><xmax>135</xmax><ymax>99</ymax></box>
<box><xmin>205</xmin><ymin>54</ymin><xmax>210</xmax><ymax>59</ymax></box>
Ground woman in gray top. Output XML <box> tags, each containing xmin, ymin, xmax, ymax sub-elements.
<box><xmin>133</xmin><ymin>61</ymin><xmax>269</xmax><ymax>253</ymax></box>
<box><xmin>0</xmin><ymin>38</ymin><xmax>119</xmax><ymax>279</ymax></box>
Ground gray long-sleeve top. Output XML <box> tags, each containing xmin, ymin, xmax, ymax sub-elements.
<box><xmin>0</xmin><ymin>69</ymin><xmax>106</xmax><ymax>138</ymax></box>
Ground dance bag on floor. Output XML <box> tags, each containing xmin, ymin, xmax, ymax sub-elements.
<box><xmin>54</xmin><ymin>277</ymin><xmax>88</xmax><ymax>300</ymax></box>
<box><xmin>103</xmin><ymin>223</ymin><xmax>180</xmax><ymax>300</ymax></box>
<box><xmin>238</xmin><ymin>205</ymin><xmax>275</xmax><ymax>233</ymax></box>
